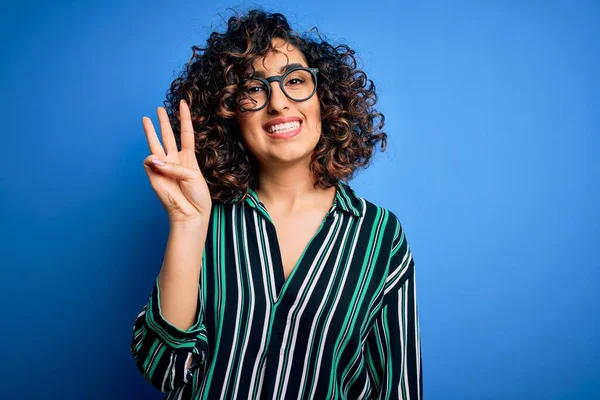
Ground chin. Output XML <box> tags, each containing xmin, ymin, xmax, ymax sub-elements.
<box><xmin>252</xmin><ymin>135</ymin><xmax>320</xmax><ymax>167</ymax></box>
<box><xmin>266</xmin><ymin>147</ymin><xmax>313</xmax><ymax>166</ymax></box>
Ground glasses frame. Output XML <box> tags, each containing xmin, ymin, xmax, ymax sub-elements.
<box><xmin>240</xmin><ymin>67</ymin><xmax>319</xmax><ymax>112</ymax></box>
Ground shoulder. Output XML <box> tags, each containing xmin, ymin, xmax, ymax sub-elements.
<box><xmin>345</xmin><ymin>183</ymin><xmax>415</xmax><ymax>297</ymax></box>
<box><xmin>342</xmin><ymin>182</ymin><xmax>406</xmax><ymax>243</ymax></box>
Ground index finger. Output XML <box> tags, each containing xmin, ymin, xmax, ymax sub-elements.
<box><xmin>179</xmin><ymin>99</ymin><xmax>195</xmax><ymax>152</ymax></box>
<box><xmin>142</xmin><ymin>116</ymin><xmax>167</xmax><ymax>158</ymax></box>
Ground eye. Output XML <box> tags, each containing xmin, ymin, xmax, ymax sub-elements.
<box><xmin>286</xmin><ymin>78</ymin><xmax>305</xmax><ymax>85</ymax></box>
<box><xmin>246</xmin><ymin>86</ymin><xmax>264</xmax><ymax>93</ymax></box>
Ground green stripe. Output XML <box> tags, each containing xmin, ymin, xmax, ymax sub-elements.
<box><xmin>148</xmin><ymin>344</ymin><xmax>167</xmax><ymax>381</ymax></box>
<box><xmin>202</xmin><ymin>205</ymin><xmax>227</xmax><ymax>400</ymax></box>
<box><xmin>142</xmin><ymin>339</ymin><xmax>160</xmax><ymax>372</ymax></box>
<box><xmin>330</xmin><ymin>207</ymin><xmax>388</xmax><ymax>398</ymax></box>
<box><xmin>275</xmin><ymin>212</ymin><xmax>341</xmax><ymax>396</ymax></box>
<box><xmin>298</xmin><ymin>215</ymin><xmax>359</xmax><ymax>398</ymax></box>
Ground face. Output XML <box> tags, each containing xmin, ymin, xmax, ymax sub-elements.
<box><xmin>236</xmin><ymin>38</ymin><xmax>322</xmax><ymax>169</ymax></box>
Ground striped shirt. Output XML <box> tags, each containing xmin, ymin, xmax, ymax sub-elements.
<box><xmin>131</xmin><ymin>180</ymin><xmax>422</xmax><ymax>399</ymax></box>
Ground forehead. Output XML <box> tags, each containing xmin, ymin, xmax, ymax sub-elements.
<box><xmin>251</xmin><ymin>38</ymin><xmax>308</xmax><ymax>75</ymax></box>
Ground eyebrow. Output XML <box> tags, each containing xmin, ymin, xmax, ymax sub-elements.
<box><xmin>252</xmin><ymin>63</ymin><xmax>306</xmax><ymax>78</ymax></box>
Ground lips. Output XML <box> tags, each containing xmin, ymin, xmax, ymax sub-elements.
<box><xmin>264</xmin><ymin>120</ymin><xmax>302</xmax><ymax>139</ymax></box>
<box><xmin>263</xmin><ymin>117</ymin><xmax>303</xmax><ymax>131</ymax></box>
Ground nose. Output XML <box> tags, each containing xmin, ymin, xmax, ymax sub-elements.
<box><xmin>266</xmin><ymin>81</ymin><xmax>290</xmax><ymax>113</ymax></box>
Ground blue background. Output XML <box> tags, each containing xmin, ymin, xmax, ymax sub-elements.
<box><xmin>1</xmin><ymin>0</ymin><xmax>598</xmax><ymax>399</ymax></box>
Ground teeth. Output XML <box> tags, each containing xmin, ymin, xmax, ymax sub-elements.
<box><xmin>267</xmin><ymin>121</ymin><xmax>300</xmax><ymax>133</ymax></box>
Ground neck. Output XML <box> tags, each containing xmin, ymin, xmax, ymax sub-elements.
<box><xmin>254</xmin><ymin>159</ymin><xmax>335</xmax><ymax>214</ymax></box>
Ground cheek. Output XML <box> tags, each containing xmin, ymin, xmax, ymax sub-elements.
<box><xmin>238</xmin><ymin>114</ymin><xmax>262</xmax><ymax>142</ymax></box>
<box><xmin>309</xmin><ymin>100</ymin><xmax>322</xmax><ymax>134</ymax></box>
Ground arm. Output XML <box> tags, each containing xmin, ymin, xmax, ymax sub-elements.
<box><xmin>365</xmin><ymin>219</ymin><xmax>423</xmax><ymax>399</ymax></box>
<box><xmin>130</xmin><ymin>221</ymin><xmax>210</xmax><ymax>393</ymax></box>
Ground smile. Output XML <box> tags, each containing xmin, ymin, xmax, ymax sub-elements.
<box><xmin>265</xmin><ymin>121</ymin><xmax>302</xmax><ymax>139</ymax></box>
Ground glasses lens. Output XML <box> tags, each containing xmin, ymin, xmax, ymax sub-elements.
<box><xmin>239</xmin><ymin>80</ymin><xmax>268</xmax><ymax>111</ymax></box>
<box><xmin>282</xmin><ymin>69</ymin><xmax>315</xmax><ymax>101</ymax></box>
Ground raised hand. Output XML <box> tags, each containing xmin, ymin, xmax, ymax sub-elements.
<box><xmin>142</xmin><ymin>100</ymin><xmax>212</xmax><ymax>226</ymax></box>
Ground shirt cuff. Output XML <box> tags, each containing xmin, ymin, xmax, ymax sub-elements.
<box><xmin>144</xmin><ymin>276</ymin><xmax>204</xmax><ymax>349</ymax></box>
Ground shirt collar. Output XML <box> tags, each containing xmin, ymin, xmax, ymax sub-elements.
<box><xmin>332</xmin><ymin>180</ymin><xmax>364</xmax><ymax>217</ymax></box>
<box><xmin>243</xmin><ymin>180</ymin><xmax>364</xmax><ymax>218</ymax></box>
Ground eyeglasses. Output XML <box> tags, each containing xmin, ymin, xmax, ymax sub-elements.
<box><xmin>237</xmin><ymin>67</ymin><xmax>319</xmax><ymax>112</ymax></box>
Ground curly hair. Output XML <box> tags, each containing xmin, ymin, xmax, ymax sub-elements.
<box><xmin>164</xmin><ymin>8</ymin><xmax>387</xmax><ymax>203</ymax></box>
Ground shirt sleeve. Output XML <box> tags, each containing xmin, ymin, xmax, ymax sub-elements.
<box><xmin>130</xmin><ymin>276</ymin><xmax>209</xmax><ymax>394</ymax></box>
<box><xmin>365</xmin><ymin>218</ymin><xmax>423</xmax><ymax>399</ymax></box>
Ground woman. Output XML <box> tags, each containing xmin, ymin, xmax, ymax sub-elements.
<box><xmin>131</xmin><ymin>9</ymin><xmax>422</xmax><ymax>400</ymax></box>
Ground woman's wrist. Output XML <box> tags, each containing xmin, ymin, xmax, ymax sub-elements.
<box><xmin>169</xmin><ymin>216</ymin><xmax>209</xmax><ymax>233</ymax></box>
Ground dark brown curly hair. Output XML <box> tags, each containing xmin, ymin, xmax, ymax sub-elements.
<box><xmin>164</xmin><ymin>8</ymin><xmax>387</xmax><ymax>203</ymax></box>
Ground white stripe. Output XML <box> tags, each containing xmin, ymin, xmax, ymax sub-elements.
<box><xmin>175</xmin><ymin>383</ymin><xmax>184</xmax><ymax>400</ymax></box>
<box><xmin>332</xmin><ymin>205</ymin><xmax>386</xmax><ymax>390</ymax></box>
<box><xmin>414</xmin><ymin>272</ymin><xmax>421</xmax><ymax>400</ymax></box>
<box><xmin>306</xmin><ymin>199</ymin><xmax>368</xmax><ymax>399</ymax></box>
<box><xmin>390</xmin><ymin>225</ymin><xmax>402</xmax><ymax>253</ymax></box>
<box><xmin>161</xmin><ymin>352</ymin><xmax>174</xmax><ymax>392</ymax></box>
<box><xmin>357</xmin><ymin>377</ymin><xmax>371</xmax><ymax>400</ymax></box>
<box><xmin>380</xmin><ymin>310</ymin><xmax>390</xmax><ymax>397</ymax></box>
<box><xmin>260</xmin><ymin>215</ymin><xmax>278</xmax><ymax>299</ymax></box>
<box><xmin>384</xmin><ymin>248</ymin><xmax>412</xmax><ymax>296</ymax></box>
<box><xmin>135</xmin><ymin>307</ymin><xmax>146</xmax><ymax>321</ymax></box>
<box><xmin>145</xmin><ymin>341</ymin><xmax>163</xmax><ymax>376</ymax></box>
<box><xmin>198</xmin><ymin>206</ymin><xmax>223</xmax><ymax>398</ymax></box>
<box><xmin>400</xmin><ymin>282</ymin><xmax>410</xmax><ymax>400</ymax></box>
<box><xmin>276</xmin><ymin>213</ymin><xmax>343</xmax><ymax>398</ymax></box>
<box><xmin>296</xmin><ymin>214</ymin><xmax>353</xmax><ymax>398</ymax></box>
<box><xmin>183</xmin><ymin>353</ymin><xmax>193</xmax><ymax>383</ymax></box>
<box><xmin>171</xmin><ymin>353</ymin><xmax>177</xmax><ymax>391</ymax></box>
<box><xmin>256</xmin><ymin>361</ymin><xmax>267</xmax><ymax>399</ymax></box>
<box><xmin>247</xmin><ymin>209</ymin><xmax>274</xmax><ymax>398</ymax></box>
<box><xmin>219</xmin><ymin>206</ymin><xmax>244</xmax><ymax>400</ymax></box>
<box><xmin>231</xmin><ymin>204</ymin><xmax>256</xmax><ymax>399</ymax></box>
<box><xmin>341</xmin><ymin>349</ymin><xmax>364</xmax><ymax>396</ymax></box>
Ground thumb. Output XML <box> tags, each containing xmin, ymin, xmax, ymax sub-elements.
<box><xmin>144</xmin><ymin>156</ymin><xmax>198</xmax><ymax>181</ymax></box>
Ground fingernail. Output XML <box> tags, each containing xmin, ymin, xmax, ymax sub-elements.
<box><xmin>151</xmin><ymin>157</ymin><xmax>165</xmax><ymax>166</ymax></box>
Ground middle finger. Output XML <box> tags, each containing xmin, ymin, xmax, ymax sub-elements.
<box><xmin>157</xmin><ymin>107</ymin><xmax>178</xmax><ymax>156</ymax></box>
<box><xmin>179</xmin><ymin>99</ymin><xmax>195</xmax><ymax>153</ymax></box>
